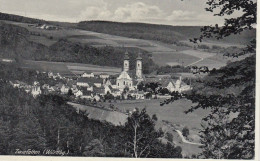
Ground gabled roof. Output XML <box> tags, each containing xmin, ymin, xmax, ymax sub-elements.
<box><xmin>77</xmin><ymin>77</ymin><xmax>103</xmax><ymax>86</ymax></box>
<box><xmin>159</xmin><ymin>79</ymin><xmax>176</xmax><ymax>88</ymax></box>
<box><xmin>93</xmin><ymin>86</ymin><xmax>105</xmax><ymax>94</ymax></box>
<box><xmin>117</xmin><ymin>71</ymin><xmax>132</xmax><ymax>80</ymax></box>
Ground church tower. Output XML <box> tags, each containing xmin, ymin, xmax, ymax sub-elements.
<box><xmin>123</xmin><ymin>50</ymin><xmax>130</xmax><ymax>72</ymax></box>
<box><xmin>136</xmin><ymin>52</ymin><xmax>143</xmax><ymax>80</ymax></box>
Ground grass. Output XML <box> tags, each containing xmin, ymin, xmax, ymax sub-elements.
<box><xmin>152</xmin><ymin>52</ymin><xmax>199</xmax><ymax>66</ymax></box>
<box><xmin>109</xmin><ymin>99</ymin><xmax>209</xmax><ymax>130</ymax></box>
<box><xmin>68</xmin><ymin>102</ymin><xmax>127</xmax><ymax>126</ymax></box>
<box><xmin>22</xmin><ymin>60</ymin><xmax>121</xmax><ymax>76</ymax></box>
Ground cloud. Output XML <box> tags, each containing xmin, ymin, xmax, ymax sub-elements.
<box><xmin>79</xmin><ymin>0</ymin><xmax>112</xmax><ymax>20</ymax></box>
<box><xmin>113</xmin><ymin>2</ymin><xmax>164</xmax><ymax>22</ymax></box>
<box><xmin>167</xmin><ymin>10</ymin><xmax>198</xmax><ymax>21</ymax></box>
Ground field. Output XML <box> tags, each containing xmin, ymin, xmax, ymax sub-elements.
<box><xmin>68</xmin><ymin>102</ymin><xmax>128</xmax><ymax>126</ymax></box>
<box><xmin>109</xmin><ymin>99</ymin><xmax>209</xmax><ymax>130</ymax></box>
<box><xmin>21</xmin><ymin>60</ymin><xmax>121</xmax><ymax>76</ymax></box>
<box><xmin>3</xmin><ymin>20</ymin><xmax>229</xmax><ymax>69</ymax></box>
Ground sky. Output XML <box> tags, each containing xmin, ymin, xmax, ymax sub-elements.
<box><xmin>0</xmin><ymin>0</ymin><xmax>241</xmax><ymax>26</ymax></box>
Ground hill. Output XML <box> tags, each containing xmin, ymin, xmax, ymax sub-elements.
<box><xmin>78</xmin><ymin>21</ymin><xmax>255</xmax><ymax>45</ymax></box>
<box><xmin>0</xmin><ymin>21</ymin><xmax>157</xmax><ymax>74</ymax></box>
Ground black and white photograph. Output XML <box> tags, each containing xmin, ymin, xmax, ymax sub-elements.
<box><xmin>0</xmin><ymin>0</ymin><xmax>258</xmax><ymax>160</ymax></box>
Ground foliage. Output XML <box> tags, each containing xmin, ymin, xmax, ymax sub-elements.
<box><xmin>123</xmin><ymin>108</ymin><xmax>182</xmax><ymax>158</ymax></box>
<box><xmin>156</xmin><ymin>65</ymin><xmax>190</xmax><ymax>75</ymax></box>
<box><xmin>83</xmin><ymin>139</ymin><xmax>105</xmax><ymax>157</ymax></box>
<box><xmin>182</xmin><ymin>127</ymin><xmax>189</xmax><ymax>137</ymax></box>
<box><xmin>190</xmin><ymin>0</ymin><xmax>256</xmax><ymax>57</ymax></box>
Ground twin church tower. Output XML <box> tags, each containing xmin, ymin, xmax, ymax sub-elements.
<box><xmin>123</xmin><ymin>51</ymin><xmax>143</xmax><ymax>79</ymax></box>
<box><xmin>116</xmin><ymin>50</ymin><xmax>143</xmax><ymax>91</ymax></box>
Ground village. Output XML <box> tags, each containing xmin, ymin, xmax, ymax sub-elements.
<box><xmin>9</xmin><ymin>51</ymin><xmax>192</xmax><ymax>103</ymax></box>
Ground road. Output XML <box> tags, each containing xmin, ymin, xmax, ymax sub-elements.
<box><xmin>175</xmin><ymin>130</ymin><xmax>203</xmax><ymax>146</ymax></box>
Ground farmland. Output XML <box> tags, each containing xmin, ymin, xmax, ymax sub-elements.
<box><xmin>21</xmin><ymin>60</ymin><xmax>121</xmax><ymax>76</ymax></box>
<box><xmin>2</xmin><ymin>20</ymin><xmax>231</xmax><ymax>69</ymax></box>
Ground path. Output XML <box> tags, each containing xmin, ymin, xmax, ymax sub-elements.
<box><xmin>185</xmin><ymin>58</ymin><xmax>204</xmax><ymax>67</ymax></box>
<box><xmin>175</xmin><ymin>130</ymin><xmax>203</xmax><ymax>146</ymax></box>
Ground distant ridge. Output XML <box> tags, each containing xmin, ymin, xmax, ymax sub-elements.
<box><xmin>78</xmin><ymin>20</ymin><xmax>255</xmax><ymax>45</ymax></box>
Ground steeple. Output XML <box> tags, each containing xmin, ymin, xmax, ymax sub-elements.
<box><xmin>123</xmin><ymin>50</ymin><xmax>130</xmax><ymax>72</ymax></box>
<box><xmin>136</xmin><ymin>51</ymin><xmax>143</xmax><ymax>80</ymax></box>
<box><xmin>124</xmin><ymin>50</ymin><xmax>129</xmax><ymax>60</ymax></box>
<box><xmin>136</xmin><ymin>51</ymin><xmax>142</xmax><ymax>60</ymax></box>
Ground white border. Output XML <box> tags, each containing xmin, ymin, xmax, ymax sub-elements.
<box><xmin>0</xmin><ymin>1</ymin><xmax>259</xmax><ymax>161</ymax></box>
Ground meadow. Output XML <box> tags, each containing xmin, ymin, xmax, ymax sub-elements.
<box><xmin>22</xmin><ymin>60</ymin><xmax>121</xmax><ymax>76</ymax></box>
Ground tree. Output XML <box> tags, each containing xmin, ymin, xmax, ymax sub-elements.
<box><xmin>68</xmin><ymin>88</ymin><xmax>73</xmax><ymax>96</ymax></box>
<box><xmin>182</xmin><ymin>126</ymin><xmax>189</xmax><ymax>138</ymax></box>
<box><xmin>124</xmin><ymin>108</ymin><xmax>161</xmax><ymax>158</ymax></box>
<box><xmin>169</xmin><ymin>0</ymin><xmax>256</xmax><ymax>159</ymax></box>
<box><xmin>190</xmin><ymin>0</ymin><xmax>256</xmax><ymax>57</ymax></box>
<box><xmin>165</xmin><ymin>132</ymin><xmax>173</xmax><ymax>143</ymax></box>
<box><xmin>83</xmin><ymin>139</ymin><xmax>105</xmax><ymax>157</ymax></box>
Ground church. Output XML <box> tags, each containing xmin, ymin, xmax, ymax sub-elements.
<box><xmin>116</xmin><ymin>51</ymin><xmax>144</xmax><ymax>91</ymax></box>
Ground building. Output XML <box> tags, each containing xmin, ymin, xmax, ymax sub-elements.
<box><xmin>77</xmin><ymin>77</ymin><xmax>103</xmax><ymax>87</ymax></box>
<box><xmin>99</xmin><ymin>73</ymin><xmax>110</xmax><ymax>79</ymax></box>
<box><xmin>116</xmin><ymin>51</ymin><xmax>143</xmax><ymax>91</ymax></box>
<box><xmin>159</xmin><ymin>76</ymin><xmax>191</xmax><ymax>93</ymax></box>
<box><xmin>60</xmin><ymin>85</ymin><xmax>70</xmax><ymax>94</ymax></box>
<box><xmin>81</xmin><ymin>72</ymin><xmax>95</xmax><ymax>78</ymax></box>
<box><xmin>31</xmin><ymin>86</ymin><xmax>42</xmax><ymax>97</ymax></box>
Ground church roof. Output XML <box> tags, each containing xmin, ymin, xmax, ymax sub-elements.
<box><xmin>117</xmin><ymin>71</ymin><xmax>132</xmax><ymax>80</ymax></box>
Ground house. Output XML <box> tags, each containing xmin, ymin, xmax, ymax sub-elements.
<box><xmin>42</xmin><ymin>84</ymin><xmax>50</xmax><ymax>89</ymax></box>
<box><xmin>159</xmin><ymin>76</ymin><xmax>191</xmax><ymax>93</ymax></box>
<box><xmin>74</xmin><ymin>90</ymin><xmax>83</xmax><ymax>97</ymax></box>
<box><xmin>104</xmin><ymin>79</ymin><xmax>112</xmax><ymax>86</ymax></box>
<box><xmin>81</xmin><ymin>72</ymin><xmax>95</xmax><ymax>78</ymax></box>
<box><xmin>99</xmin><ymin>73</ymin><xmax>109</xmax><ymax>79</ymax></box>
<box><xmin>93</xmin><ymin>86</ymin><xmax>106</xmax><ymax>96</ymax></box>
<box><xmin>10</xmin><ymin>80</ymin><xmax>20</xmax><ymax>88</ymax></box>
<box><xmin>110</xmin><ymin>88</ymin><xmax>121</xmax><ymax>97</ymax></box>
<box><xmin>31</xmin><ymin>86</ymin><xmax>42</xmax><ymax>97</ymax></box>
<box><xmin>33</xmin><ymin>81</ymin><xmax>40</xmax><ymax>86</ymax></box>
<box><xmin>76</xmin><ymin>77</ymin><xmax>103</xmax><ymax>87</ymax></box>
<box><xmin>55</xmin><ymin>83</ymin><xmax>64</xmax><ymax>90</ymax></box>
<box><xmin>129</xmin><ymin>90</ymin><xmax>145</xmax><ymax>100</ymax></box>
<box><xmin>81</xmin><ymin>89</ymin><xmax>93</xmax><ymax>99</ymax></box>
<box><xmin>48</xmin><ymin>72</ymin><xmax>54</xmax><ymax>78</ymax></box>
<box><xmin>104</xmin><ymin>85</ymin><xmax>113</xmax><ymax>95</ymax></box>
<box><xmin>60</xmin><ymin>85</ymin><xmax>70</xmax><ymax>94</ymax></box>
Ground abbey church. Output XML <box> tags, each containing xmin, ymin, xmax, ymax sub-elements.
<box><xmin>116</xmin><ymin>51</ymin><xmax>144</xmax><ymax>91</ymax></box>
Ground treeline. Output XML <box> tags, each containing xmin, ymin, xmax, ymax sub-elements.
<box><xmin>0</xmin><ymin>22</ymin><xmax>157</xmax><ymax>74</ymax></box>
<box><xmin>77</xmin><ymin>21</ymin><xmax>255</xmax><ymax>45</ymax></box>
<box><xmin>156</xmin><ymin>65</ymin><xmax>190</xmax><ymax>75</ymax></box>
<box><xmin>0</xmin><ymin>63</ymin><xmax>182</xmax><ymax>157</ymax></box>
<box><xmin>0</xmin><ymin>12</ymin><xmax>47</xmax><ymax>24</ymax></box>
<box><xmin>78</xmin><ymin>21</ymin><xmax>201</xmax><ymax>44</ymax></box>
